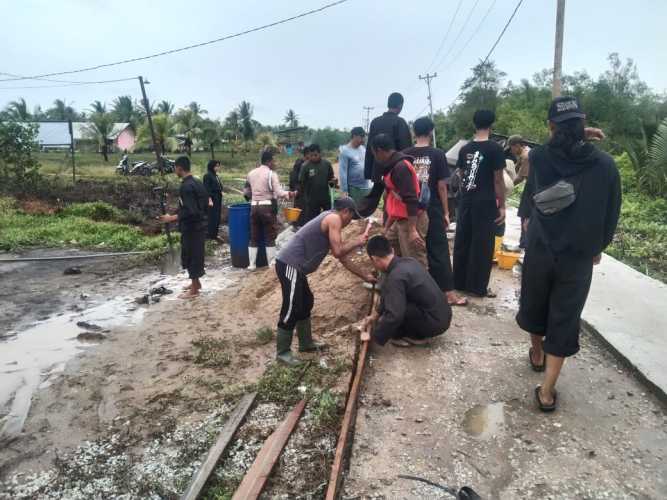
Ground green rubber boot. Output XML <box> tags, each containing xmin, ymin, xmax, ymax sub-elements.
<box><xmin>297</xmin><ymin>319</ymin><xmax>328</xmax><ymax>353</ymax></box>
<box><xmin>276</xmin><ymin>327</ymin><xmax>301</xmax><ymax>366</ymax></box>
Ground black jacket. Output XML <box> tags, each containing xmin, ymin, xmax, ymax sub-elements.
<box><xmin>178</xmin><ymin>175</ymin><xmax>209</xmax><ymax>232</ymax></box>
<box><xmin>358</xmin><ymin>152</ymin><xmax>419</xmax><ymax>217</ymax></box>
<box><xmin>521</xmin><ymin>143</ymin><xmax>621</xmax><ymax>257</ymax></box>
<box><xmin>203</xmin><ymin>172</ymin><xmax>222</xmax><ymax>197</ymax></box>
<box><xmin>373</xmin><ymin>257</ymin><xmax>452</xmax><ymax>345</ymax></box>
<box><xmin>364</xmin><ymin>111</ymin><xmax>412</xmax><ymax>181</ymax></box>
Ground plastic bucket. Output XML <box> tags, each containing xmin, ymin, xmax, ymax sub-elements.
<box><xmin>497</xmin><ymin>250</ymin><xmax>521</xmax><ymax>270</ymax></box>
<box><xmin>283</xmin><ymin>207</ymin><xmax>302</xmax><ymax>222</ymax></box>
<box><xmin>493</xmin><ymin>236</ymin><xmax>503</xmax><ymax>262</ymax></box>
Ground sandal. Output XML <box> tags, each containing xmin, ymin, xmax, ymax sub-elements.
<box><xmin>528</xmin><ymin>347</ymin><xmax>545</xmax><ymax>372</ymax></box>
<box><xmin>535</xmin><ymin>385</ymin><xmax>557</xmax><ymax>412</ymax></box>
<box><xmin>389</xmin><ymin>339</ymin><xmax>412</xmax><ymax>348</ymax></box>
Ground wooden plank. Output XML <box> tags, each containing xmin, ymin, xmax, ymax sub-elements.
<box><xmin>232</xmin><ymin>399</ymin><xmax>307</xmax><ymax>500</ymax></box>
<box><xmin>326</xmin><ymin>289</ymin><xmax>378</xmax><ymax>500</ymax></box>
<box><xmin>180</xmin><ymin>392</ymin><xmax>257</xmax><ymax>500</ymax></box>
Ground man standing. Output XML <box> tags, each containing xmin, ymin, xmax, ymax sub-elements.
<box><xmin>298</xmin><ymin>144</ymin><xmax>335</xmax><ymax>224</ymax></box>
<box><xmin>453</xmin><ymin>110</ymin><xmax>506</xmax><ymax>297</ymax></box>
<box><xmin>403</xmin><ymin>117</ymin><xmax>467</xmax><ymax>306</ymax></box>
<box><xmin>364</xmin><ymin>92</ymin><xmax>413</xmax><ymax>181</ymax></box>
<box><xmin>508</xmin><ymin>135</ymin><xmax>531</xmax><ymax>186</ymax></box>
<box><xmin>370</xmin><ymin>133</ymin><xmax>427</xmax><ymax>266</ymax></box>
<box><xmin>339</xmin><ymin>127</ymin><xmax>372</xmax><ymax>204</ymax></box>
<box><xmin>289</xmin><ymin>146</ymin><xmax>310</xmax><ymax>212</ymax></box>
<box><xmin>246</xmin><ymin>150</ymin><xmax>292</xmax><ymax>270</ymax></box>
<box><xmin>517</xmin><ymin>97</ymin><xmax>621</xmax><ymax>412</ymax></box>
<box><xmin>158</xmin><ymin>156</ymin><xmax>209</xmax><ymax>299</ymax></box>
<box><xmin>363</xmin><ymin>235</ymin><xmax>451</xmax><ymax>347</ymax></box>
<box><xmin>275</xmin><ymin>198</ymin><xmax>373</xmax><ymax>366</ymax></box>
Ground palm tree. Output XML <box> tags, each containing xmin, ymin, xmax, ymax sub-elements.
<box><xmin>84</xmin><ymin>112</ymin><xmax>115</xmax><ymax>162</ymax></box>
<box><xmin>187</xmin><ymin>101</ymin><xmax>207</xmax><ymax>117</ymax></box>
<box><xmin>112</xmin><ymin>95</ymin><xmax>139</xmax><ymax>129</ymax></box>
<box><xmin>284</xmin><ymin>109</ymin><xmax>299</xmax><ymax>128</ymax></box>
<box><xmin>199</xmin><ymin>119</ymin><xmax>224</xmax><ymax>159</ymax></box>
<box><xmin>47</xmin><ymin>99</ymin><xmax>78</xmax><ymax>121</ymax></box>
<box><xmin>32</xmin><ymin>105</ymin><xmax>46</xmax><ymax>121</ymax></box>
<box><xmin>174</xmin><ymin>108</ymin><xmax>202</xmax><ymax>156</ymax></box>
<box><xmin>90</xmin><ymin>100</ymin><xmax>106</xmax><ymax>114</ymax></box>
<box><xmin>156</xmin><ymin>100</ymin><xmax>174</xmax><ymax>115</ymax></box>
<box><xmin>137</xmin><ymin>113</ymin><xmax>176</xmax><ymax>155</ymax></box>
<box><xmin>238</xmin><ymin>101</ymin><xmax>255</xmax><ymax>146</ymax></box>
<box><xmin>646</xmin><ymin>118</ymin><xmax>667</xmax><ymax>196</ymax></box>
<box><xmin>4</xmin><ymin>98</ymin><xmax>31</xmax><ymax>121</ymax></box>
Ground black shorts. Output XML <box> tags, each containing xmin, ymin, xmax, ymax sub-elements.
<box><xmin>516</xmin><ymin>237</ymin><xmax>593</xmax><ymax>357</ymax></box>
<box><xmin>276</xmin><ymin>260</ymin><xmax>313</xmax><ymax>330</ymax></box>
<box><xmin>181</xmin><ymin>229</ymin><xmax>206</xmax><ymax>279</ymax></box>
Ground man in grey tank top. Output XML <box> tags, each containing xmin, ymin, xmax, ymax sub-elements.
<box><xmin>275</xmin><ymin>197</ymin><xmax>375</xmax><ymax>366</ymax></box>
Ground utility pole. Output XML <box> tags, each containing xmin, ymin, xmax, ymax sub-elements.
<box><xmin>362</xmin><ymin>106</ymin><xmax>374</xmax><ymax>133</ymax></box>
<box><xmin>419</xmin><ymin>72</ymin><xmax>438</xmax><ymax>147</ymax></box>
<box><xmin>68</xmin><ymin>119</ymin><xmax>76</xmax><ymax>183</ymax></box>
<box><xmin>552</xmin><ymin>0</ymin><xmax>566</xmax><ymax>97</ymax></box>
<box><xmin>138</xmin><ymin>76</ymin><xmax>162</xmax><ymax>172</ymax></box>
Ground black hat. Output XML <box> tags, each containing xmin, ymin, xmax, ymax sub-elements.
<box><xmin>334</xmin><ymin>196</ymin><xmax>362</xmax><ymax>219</ymax></box>
<box><xmin>350</xmin><ymin>126</ymin><xmax>366</xmax><ymax>137</ymax></box>
<box><xmin>548</xmin><ymin>96</ymin><xmax>586</xmax><ymax>123</ymax></box>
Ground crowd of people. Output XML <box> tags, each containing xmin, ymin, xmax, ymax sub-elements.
<box><xmin>160</xmin><ymin>91</ymin><xmax>621</xmax><ymax>413</ymax></box>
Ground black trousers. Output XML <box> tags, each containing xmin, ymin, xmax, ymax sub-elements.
<box><xmin>301</xmin><ymin>197</ymin><xmax>331</xmax><ymax>225</ymax></box>
<box><xmin>207</xmin><ymin>193</ymin><xmax>222</xmax><ymax>239</ymax></box>
<box><xmin>181</xmin><ymin>229</ymin><xmax>206</xmax><ymax>279</ymax></box>
<box><xmin>453</xmin><ymin>199</ymin><xmax>497</xmax><ymax>295</ymax></box>
<box><xmin>394</xmin><ymin>304</ymin><xmax>452</xmax><ymax>341</ymax></box>
<box><xmin>516</xmin><ymin>236</ymin><xmax>593</xmax><ymax>358</ymax></box>
<box><xmin>276</xmin><ymin>260</ymin><xmax>313</xmax><ymax>331</ymax></box>
<box><xmin>426</xmin><ymin>204</ymin><xmax>454</xmax><ymax>292</ymax></box>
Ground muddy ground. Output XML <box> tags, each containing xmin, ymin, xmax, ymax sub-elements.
<box><xmin>344</xmin><ymin>267</ymin><xmax>667</xmax><ymax>499</ymax></box>
<box><xmin>0</xmin><ymin>221</ymin><xmax>373</xmax><ymax>499</ymax></box>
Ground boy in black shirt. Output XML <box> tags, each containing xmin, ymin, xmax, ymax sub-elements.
<box><xmin>159</xmin><ymin>156</ymin><xmax>209</xmax><ymax>299</ymax></box>
<box><xmin>453</xmin><ymin>110</ymin><xmax>506</xmax><ymax>297</ymax></box>
<box><xmin>404</xmin><ymin>117</ymin><xmax>467</xmax><ymax>306</ymax></box>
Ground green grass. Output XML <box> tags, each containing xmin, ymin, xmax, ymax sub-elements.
<box><xmin>0</xmin><ymin>196</ymin><xmax>169</xmax><ymax>254</ymax></box>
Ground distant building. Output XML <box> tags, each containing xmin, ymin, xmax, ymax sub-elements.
<box><xmin>25</xmin><ymin>121</ymin><xmax>136</xmax><ymax>152</ymax></box>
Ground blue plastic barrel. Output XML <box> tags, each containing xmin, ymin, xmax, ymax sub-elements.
<box><xmin>228</xmin><ymin>203</ymin><xmax>267</xmax><ymax>268</ymax></box>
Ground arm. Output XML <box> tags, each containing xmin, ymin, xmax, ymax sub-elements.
<box><xmin>339</xmin><ymin>151</ymin><xmax>349</xmax><ymax>194</ymax></box>
<box><xmin>357</xmin><ymin>180</ymin><xmax>384</xmax><ymax>217</ymax></box>
<box><xmin>494</xmin><ymin>170</ymin><xmax>506</xmax><ymax>224</ymax></box>
<box><xmin>372</xmin><ymin>276</ymin><xmax>407</xmax><ymax>346</ymax></box>
<box><xmin>271</xmin><ymin>171</ymin><xmax>290</xmax><ymax>199</ymax></box>
<box><xmin>437</xmin><ymin>179</ymin><xmax>450</xmax><ymax>227</ymax></box>
<box><xmin>396</xmin><ymin>118</ymin><xmax>413</xmax><ymax>151</ymax></box>
<box><xmin>325</xmin><ymin>214</ymin><xmax>366</xmax><ymax>259</ymax></box>
<box><xmin>602</xmin><ymin>168</ymin><xmax>622</xmax><ymax>250</ymax></box>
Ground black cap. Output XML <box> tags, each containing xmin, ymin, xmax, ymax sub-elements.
<box><xmin>548</xmin><ymin>96</ymin><xmax>586</xmax><ymax>123</ymax></box>
<box><xmin>350</xmin><ymin>126</ymin><xmax>366</xmax><ymax>138</ymax></box>
<box><xmin>334</xmin><ymin>196</ymin><xmax>362</xmax><ymax>219</ymax></box>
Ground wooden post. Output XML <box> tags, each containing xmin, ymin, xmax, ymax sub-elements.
<box><xmin>68</xmin><ymin>119</ymin><xmax>76</xmax><ymax>183</ymax></box>
<box><xmin>138</xmin><ymin>76</ymin><xmax>163</xmax><ymax>173</ymax></box>
<box><xmin>552</xmin><ymin>0</ymin><xmax>566</xmax><ymax>97</ymax></box>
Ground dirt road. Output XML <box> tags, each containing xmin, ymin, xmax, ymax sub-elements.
<box><xmin>344</xmin><ymin>268</ymin><xmax>667</xmax><ymax>499</ymax></box>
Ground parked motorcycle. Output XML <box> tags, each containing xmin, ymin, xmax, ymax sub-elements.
<box><xmin>115</xmin><ymin>155</ymin><xmax>154</xmax><ymax>176</ymax></box>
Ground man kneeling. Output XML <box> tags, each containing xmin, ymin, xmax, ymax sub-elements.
<box><xmin>364</xmin><ymin>235</ymin><xmax>452</xmax><ymax>347</ymax></box>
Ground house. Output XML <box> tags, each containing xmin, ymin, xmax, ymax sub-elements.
<box><xmin>27</xmin><ymin>121</ymin><xmax>136</xmax><ymax>152</ymax></box>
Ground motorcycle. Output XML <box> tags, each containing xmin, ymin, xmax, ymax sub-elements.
<box><xmin>115</xmin><ymin>155</ymin><xmax>154</xmax><ymax>176</ymax></box>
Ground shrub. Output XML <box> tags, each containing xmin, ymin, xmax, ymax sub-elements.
<box><xmin>60</xmin><ymin>202</ymin><xmax>123</xmax><ymax>222</ymax></box>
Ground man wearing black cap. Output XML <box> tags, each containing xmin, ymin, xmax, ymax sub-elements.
<box><xmin>339</xmin><ymin>127</ymin><xmax>372</xmax><ymax>204</ymax></box>
<box><xmin>364</xmin><ymin>92</ymin><xmax>413</xmax><ymax>182</ymax></box>
<box><xmin>274</xmin><ymin>197</ymin><xmax>375</xmax><ymax>366</ymax></box>
<box><xmin>517</xmin><ymin>96</ymin><xmax>621</xmax><ymax>412</ymax></box>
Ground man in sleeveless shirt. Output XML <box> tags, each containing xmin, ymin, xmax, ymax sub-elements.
<box><xmin>275</xmin><ymin>197</ymin><xmax>375</xmax><ymax>366</ymax></box>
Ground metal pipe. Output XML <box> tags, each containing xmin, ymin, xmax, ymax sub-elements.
<box><xmin>0</xmin><ymin>251</ymin><xmax>149</xmax><ymax>263</ymax></box>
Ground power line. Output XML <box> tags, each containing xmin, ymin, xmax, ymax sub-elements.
<box><xmin>0</xmin><ymin>77</ymin><xmax>138</xmax><ymax>91</ymax></box>
<box><xmin>426</xmin><ymin>0</ymin><xmax>465</xmax><ymax>72</ymax></box>
<box><xmin>0</xmin><ymin>0</ymin><xmax>350</xmax><ymax>82</ymax></box>
<box><xmin>0</xmin><ymin>71</ymin><xmax>122</xmax><ymax>85</ymax></box>
<box><xmin>432</xmin><ymin>0</ymin><xmax>482</xmax><ymax>73</ymax></box>
<box><xmin>482</xmin><ymin>0</ymin><xmax>524</xmax><ymax>65</ymax></box>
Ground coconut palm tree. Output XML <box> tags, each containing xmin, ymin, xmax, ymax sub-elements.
<box><xmin>200</xmin><ymin>119</ymin><xmax>224</xmax><ymax>159</ymax></box>
<box><xmin>174</xmin><ymin>108</ymin><xmax>202</xmax><ymax>156</ymax></box>
<box><xmin>187</xmin><ymin>101</ymin><xmax>207</xmax><ymax>117</ymax></box>
<box><xmin>646</xmin><ymin>118</ymin><xmax>667</xmax><ymax>196</ymax></box>
<box><xmin>238</xmin><ymin>101</ymin><xmax>255</xmax><ymax>145</ymax></box>
<box><xmin>112</xmin><ymin>95</ymin><xmax>140</xmax><ymax>129</ymax></box>
<box><xmin>156</xmin><ymin>100</ymin><xmax>174</xmax><ymax>115</ymax></box>
<box><xmin>84</xmin><ymin>112</ymin><xmax>115</xmax><ymax>162</ymax></box>
<box><xmin>137</xmin><ymin>113</ymin><xmax>176</xmax><ymax>155</ymax></box>
<box><xmin>90</xmin><ymin>100</ymin><xmax>106</xmax><ymax>114</ymax></box>
<box><xmin>284</xmin><ymin>109</ymin><xmax>299</xmax><ymax>128</ymax></box>
<box><xmin>4</xmin><ymin>98</ymin><xmax>31</xmax><ymax>121</ymax></box>
<box><xmin>46</xmin><ymin>99</ymin><xmax>78</xmax><ymax>121</ymax></box>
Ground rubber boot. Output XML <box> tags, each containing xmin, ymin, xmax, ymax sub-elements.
<box><xmin>297</xmin><ymin>318</ymin><xmax>328</xmax><ymax>353</ymax></box>
<box><xmin>247</xmin><ymin>246</ymin><xmax>258</xmax><ymax>271</ymax></box>
<box><xmin>276</xmin><ymin>327</ymin><xmax>301</xmax><ymax>366</ymax></box>
<box><xmin>266</xmin><ymin>246</ymin><xmax>277</xmax><ymax>267</ymax></box>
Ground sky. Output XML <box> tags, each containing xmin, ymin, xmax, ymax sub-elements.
<box><xmin>1</xmin><ymin>0</ymin><xmax>665</xmax><ymax>129</ymax></box>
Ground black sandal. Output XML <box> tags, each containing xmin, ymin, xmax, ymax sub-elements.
<box><xmin>529</xmin><ymin>347</ymin><xmax>545</xmax><ymax>372</ymax></box>
<box><xmin>535</xmin><ymin>385</ymin><xmax>557</xmax><ymax>412</ymax></box>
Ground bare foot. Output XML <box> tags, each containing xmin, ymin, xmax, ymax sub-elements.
<box><xmin>446</xmin><ymin>291</ymin><xmax>468</xmax><ymax>306</ymax></box>
<box><xmin>178</xmin><ymin>290</ymin><xmax>199</xmax><ymax>300</ymax></box>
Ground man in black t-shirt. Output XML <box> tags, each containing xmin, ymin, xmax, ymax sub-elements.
<box><xmin>404</xmin><ymin>117</ymin><xmax>467</xmax><ymax>306</ymax></box>
<box><xmin>452</xmin><ymin>110</ymin><xmax>506</xmax><ymax>297</ymax></box>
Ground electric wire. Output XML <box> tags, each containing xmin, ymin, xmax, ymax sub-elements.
<box><xmin>0</xmin><ymin>0</ymin><xmax>349</xmax><ymax>82</ymax></box>
<box><xmin>432</xmin><ymin>0</ymin><xmax>482</xmax><ymax>73</ymax></box>
<box><xmin>426</xmin><ymin>0</ymin><xmax>465</xmax><ymax>72</ymax></box>
<box><xmin>0</xmin><ymin>77</ymin><xmax>138</xmax><ymax>91</ymax></box>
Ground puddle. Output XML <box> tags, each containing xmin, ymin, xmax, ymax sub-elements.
<box><xmin>462</xmin><ymin>402</ymin><xmax>506</xmax><ymax>440</ymax></box>
<box><xmin>0</xmin><ymin>257</ymin><xmax>242</xmax><ymax>443</ymax></box>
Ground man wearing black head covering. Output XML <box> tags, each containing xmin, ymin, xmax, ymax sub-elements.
<box><xmin>517</xmin><ymin>96</ymin><xmax>621</xmax><ymax>413</ymax></box>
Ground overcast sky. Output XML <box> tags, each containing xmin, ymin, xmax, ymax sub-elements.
<box><xmin>1</xmin><ymin>0</ymin><xmax>665</xmax><ymax>129</ymax></box>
